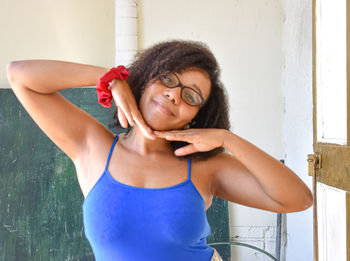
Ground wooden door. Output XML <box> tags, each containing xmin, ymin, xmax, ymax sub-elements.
<box><xmin>312</xmin><ymin>0</ymin><xmax>350</xmax><ymax>260</ymax></box>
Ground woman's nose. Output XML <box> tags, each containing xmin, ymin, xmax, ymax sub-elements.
<box><xmin>163</xmin><ymin>87</ymin><xmax>182</xmax><ymax>104</ymax></box>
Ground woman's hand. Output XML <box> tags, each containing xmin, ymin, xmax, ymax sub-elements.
<box><xmin>154</xmin><ymin>128</ymin><xmax>227</xmax><ymax>156</ymax></box>
<box><xmin>109</xmin><ymin>79</ymin><xmax>156</xmax><ymax>140</ymax></box>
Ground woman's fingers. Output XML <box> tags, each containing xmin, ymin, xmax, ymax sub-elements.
<box><xmin>174</xmin><ymin>144</ymin><xmax>198</xmax><ymax>156</ymax></box>
<box><xmin>117</xmin><ymin>99</ymin><xmax>155</xmax><ymax>139</ymax></box>
<box><xmin>117</xmin><ymin>106</ymin><xmax>129</xmax><ymax>128</ymax></box>
<box><xmin>118</xmin><ymin>102</ymin><xmax>135</xmax><ymax>127</ymax></box>
<box><xmin>110</xmin><ymin>82</ymin><xmax>135</xmax><ymax>127</ymax></box>
<box><xmin>154</xmin><ymin>130</ymin><xmax>192</xmax><ymax>141</ymax></box>
<box><xmin>110</xmin><ymin>80</ymin><xmax>155</xmax><ymax>139</ymax></box>
<box><xmin>131</xmin><ymin>109</ymin><xmax>156</xmax><ymax>140</ymax></box>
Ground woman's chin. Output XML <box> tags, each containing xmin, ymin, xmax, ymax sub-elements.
<box><xmin>146</xmin><ymin>121</ymin><xmax>179</xmax><ymax>131</ymax></box>
<box><xmin>142</xmin><ymin>113</ymin><xmax>183</xmax><ymax>131</ymax></box>
<box><xmin>149</xmin><ymin>125</ymin><xmax>175</xmax><ymax>131</ymax></box>
<box><xmin>141</xmin><ymin>117</ymin><xmax>168</xmax><ymax>131</ymax></box>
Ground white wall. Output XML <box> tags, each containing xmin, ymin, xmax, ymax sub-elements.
<box><xmin>0</xmin><ymin>0</ymin><xmax>314</xmax><ymax>259</ymax></box>
<box><xmin>0</xmin><ymin>0</ymin><xmax>115</xmax><ymax>88</ymax></box>
<box><xmin>138</xmin><ymin>1</ymin><xmax>285</xmax><ymax>260</ymax></box>
<box><xmin>281</xmin><ymin>0</ymin><xmax>314</xmax><ymax>260</ymax></box>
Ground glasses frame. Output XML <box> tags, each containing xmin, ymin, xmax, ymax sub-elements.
<box><xmin>159</xmin><ymin>71</ymin><xmax>206</xmax><ymax>107</ymax></box>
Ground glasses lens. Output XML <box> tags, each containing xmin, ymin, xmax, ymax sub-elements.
<box><xmin>160</xmin><ymin>72</ymin><xmax>178</xmax><ymax>87</ymax></box>
<box><xmin>182</xmin><ymin>88</ymin><xmax>202</xmax><ymax>106</ymax></box>
<box><xmin>160</xmin><ymin>71</ymin><xmax>203</xmax><ymax>106</ymax></box>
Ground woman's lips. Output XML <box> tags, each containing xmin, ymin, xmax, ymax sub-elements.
<box><xmin>153</xmin><ymin>100</ymin><xmax>174</xmax><ymax>116</ymax></box>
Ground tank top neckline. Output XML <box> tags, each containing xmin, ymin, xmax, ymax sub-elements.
<box><xmin>83</xmin><ymin>134</ymin><xmax>206</xmax><ymax>210</ymax></box>
<box><xmin>104</xmin><ymin>134</ymin><xmax>192</xmax><ymax>191</ymax></box>
<box><xmin>105</xmin><ymin>169</ymin><xmax>192</xmax><ymax>190</ymax></box>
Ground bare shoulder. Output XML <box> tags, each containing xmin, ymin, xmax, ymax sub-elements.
<box><xmin>210</xmin><ymin>151</ymin><xmax>256</xmax><ymax>195</ymax></box>
<box><xmin>209</xmin><ymin>150</ymin><xmax>238</xmax><ymax>177</ymax></box>
<box><xmin>191</xmin><ymin>151</ymin><xmax>236</xmax><ymax>197</ymax></box>
<box><xmin>74</xmin><ymin>124</ymin><xmax>117</xmax><ymax>198</ymax></box>
<box><xmin>74</xmin><ymin>122</ymin><xmax>116</xmax><ymax>165</ymax></box>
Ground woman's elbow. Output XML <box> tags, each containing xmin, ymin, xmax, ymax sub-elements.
<box><xmin>279</xmin><ymin>191</ymin><xmax>314</xmax><ymax>213</ymax></box>
<box><xmin>7</xmin><ymin>61</ymin><xmax>21</xmax><ymax>84</ymax></box>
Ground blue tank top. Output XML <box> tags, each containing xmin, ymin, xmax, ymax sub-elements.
<box><xmin>82</xmin><ymin>134</ymin><xmax>214</xmax><ymax>261</ymax></box>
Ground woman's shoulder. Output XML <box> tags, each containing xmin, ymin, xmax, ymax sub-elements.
<box><xmin>75</xmin><ymin>125</ymin><xmax>116</xmax><ymax>169</ymax></box>
<box><xmin>191</xmin><ymin>151</ymin><xmax>228</xmax><ymax>181</ymax></box>
<box><xmin>191</xmin><ymin>150</ymin><xmax>228</xmax><ymax>168</ymax></box>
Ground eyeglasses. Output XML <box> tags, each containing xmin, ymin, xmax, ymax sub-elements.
<box><xmin>159</xmin><ymin>71</ymin><xmax>206</xmax><ymax>106</ymax></box>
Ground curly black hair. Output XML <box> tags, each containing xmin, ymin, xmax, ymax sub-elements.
<box><xmin>108</xmin><ymin>39</ymin><xmax>230</xmax><ymax>162</ymax></box>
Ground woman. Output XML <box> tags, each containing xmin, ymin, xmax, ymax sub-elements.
<box><xmin>7</xmin><ymin>40</ymin><xmax>313</xmax><ymax>261</ymax></box>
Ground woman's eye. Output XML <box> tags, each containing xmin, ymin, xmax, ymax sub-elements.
<box><xmin>164</xmin><ymin>76</ymin><xmax>172</xmax><ymax>82</ymax></box>
<box><xmin>161</xmin><ymin>75</ymin><xmax>172</xmax><ymax>84</ymax></box>
<box><xmin>185</xmin><ymin>92</ymin><xmax>196</xmax><ymax>102</ymax></box>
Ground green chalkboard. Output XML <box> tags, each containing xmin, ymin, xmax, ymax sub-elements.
<box><xmin>0</xmin><ymin>88</ymin><xmax>230</xmax><ymax>261</ymax></box>
<box><xmin>207</xmin><ymin>196</ymin><xmax>231</xmax><ymax>261</ymax></box>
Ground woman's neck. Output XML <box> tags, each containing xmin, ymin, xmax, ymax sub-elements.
<box><xmin>121</xmin><ymin>125</ymin><xmax>174</xmax><ymax>157</ymax></box>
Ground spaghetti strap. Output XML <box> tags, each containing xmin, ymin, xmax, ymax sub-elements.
<box><xmin>187</xmin><ymin>158</ymin><xmax>191</xmax><ymax>180</ymax></box>
<box><xmin>104</xmin><ymin>135</ymin><xmax>119</xmax><ymax>172</ymax></box>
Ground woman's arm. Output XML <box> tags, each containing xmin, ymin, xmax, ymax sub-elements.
<box><xmin>7</xmin><ymin>59</ymin><xmax>108</xmax><ymax>94</ymax></box>
<box><xmin>6</xmin><ymin>60</ymin><xmax>110</xmax><ymax>162</ymax></box>
<box><xmin>219</xmin><ymin>130</ymin><xmax>313</xmax><ymax>212</ymax></box>
<box><xmin>153</xmin><ymin>128</ymin><xmax>313</xmax><ymax>213</ymax></box>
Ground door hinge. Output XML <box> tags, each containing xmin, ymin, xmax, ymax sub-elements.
<box><xmin>307</xmin><ymin>153</ymin><xmax>322</xmax><ymax>176</ymax></box>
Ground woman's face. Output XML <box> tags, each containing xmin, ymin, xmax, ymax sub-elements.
<box><xmin>139</xmin><ymin>67</ymin><xmax>211</xmax><ymax>131</ymax></box>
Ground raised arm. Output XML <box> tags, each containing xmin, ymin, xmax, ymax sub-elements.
<box><xmin>7</xmin><ymin>60</ymin><xmax>108</xmax><ymax>93</ymax></box>
<box><xmin>6</xmin><ymin>60</ymin><xmax>109</xmax><ymax>162</ymax></box>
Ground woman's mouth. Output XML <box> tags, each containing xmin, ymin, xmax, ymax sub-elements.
<box><xmin>153</xmin><ymin>100</ymin><xmax>174</xmax><ymax>117</ymax></box>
